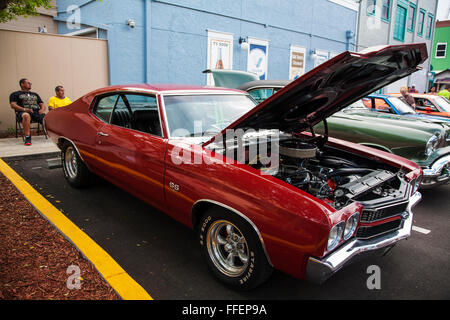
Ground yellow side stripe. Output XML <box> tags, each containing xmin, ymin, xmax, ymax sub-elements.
<box><xmin>80</xmin><ymin>148</ymin><xmax>195</xmax><ymax>204</ymax></box>
<box><xmin>0</xmin><ymin>158</ymin><xmax>153</xmax><ymax>300</ymax></box>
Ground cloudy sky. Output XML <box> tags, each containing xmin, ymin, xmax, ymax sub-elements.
<box><xmin>437</xmin><ymin>0</ymin><xmax>450</xmax><ymax>21</ymax></box>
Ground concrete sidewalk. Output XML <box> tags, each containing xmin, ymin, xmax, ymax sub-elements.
<box><xmin>0</xmin><ymin>135</ymin><xmax>60</xmax><ymax>159</ymax></box>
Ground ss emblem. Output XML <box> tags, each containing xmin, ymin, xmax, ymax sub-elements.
<box><xmin>169</xmin><ymin>182</ymin><xmax>179</xmax><ymax>192</ymax></box>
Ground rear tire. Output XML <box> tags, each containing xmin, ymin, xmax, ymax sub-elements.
<box><xmin>197</xmin><ymin>207</ymin><xmax>273</xmax><ymax>290</ymax></box>
<box><xmin>61</xmin><ymin>142</ymin><xmax>93</xmax><ymax>188</ymax></box>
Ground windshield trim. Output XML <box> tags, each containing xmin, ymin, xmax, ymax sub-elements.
<box><xmin>160</xmin><ymin>90</ymin><xmax>248</xmax><ymax>96</ymax></box>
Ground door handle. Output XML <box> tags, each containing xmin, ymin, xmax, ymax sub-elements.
<box><xmin>97</xmin><ymin>132</ymin><xmax>109</xmax><ymax>137</ymax></box>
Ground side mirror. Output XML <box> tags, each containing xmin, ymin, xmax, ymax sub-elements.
<box><xmin>425</xmin><ymin>107</ymin><xmax>431</xmax><ymax>113</ymax></box>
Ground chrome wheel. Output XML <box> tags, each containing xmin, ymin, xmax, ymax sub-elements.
<box><xmin>206</xmin><ymin>220</ymin><xmax>249</xmax><ymax>277</ymax></box>
<box><xmin>64</xmin><ymin>146</ymin><xmax>78</xmax><ymax>179</ymax></box>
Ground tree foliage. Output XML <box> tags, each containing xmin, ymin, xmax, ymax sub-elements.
<box><xmin>0</xmin><ymin>0</ymin><xmax>53</xmax><ymax>23</ymax></box>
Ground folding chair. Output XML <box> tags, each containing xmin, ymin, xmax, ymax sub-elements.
<box><xmin>15</xmin><ymin>111</ymin><xmax>48</xmax><ymax>141</ymax></box>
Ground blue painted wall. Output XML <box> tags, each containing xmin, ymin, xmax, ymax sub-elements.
<box><xmin>56</xmin><ymin>0</ymin><xmax>357</xmax><ymax>85</ymax></box>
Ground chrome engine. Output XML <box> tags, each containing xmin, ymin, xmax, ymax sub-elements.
<box><xmin>270</xmin><ymin>139</ymin><xmax>405</xmax><ymax>209</ymax></box>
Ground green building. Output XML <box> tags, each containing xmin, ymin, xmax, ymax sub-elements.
<box><xmin>431</xmin><ymin>20</ymin><xmax>450</xmax><ymax>91</ymax></box>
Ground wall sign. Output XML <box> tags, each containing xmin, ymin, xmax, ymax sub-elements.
<box><xmin>247</xmin><ymin>38</ymin><xmax>269</xmax><ymax>80</ymax></box>
<box><xmin>313</xmin><ymin>49</ymin><xmax>330</xmax><ymax>68</ymax></box>
<box><xmin>289</xmin><ymin>45</ymin><xmax>306</xmax><ymax>80</ymax></box>
<box><xmin>207</xmin><ymin>30</ymin><xmax>234</xmax><ymax>85</ymax></box>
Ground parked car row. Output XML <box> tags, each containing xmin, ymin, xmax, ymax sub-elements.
<box><xmin>44</xmin><ymin>44</ymin><xmax>442</xmax><ymax>290</ymax></box>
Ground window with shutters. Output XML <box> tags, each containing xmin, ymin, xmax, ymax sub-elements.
<box><xmin>367</xmin><ymin>0</ymin><xmax>376</xmax><ymax>15</ymax></box>
<box><xmin>381</xmin><ymin>0</ymin><xmax>391</xmax><ymax>22</ymax></box>
<box><xmin>407</xmin><ymin>3</ymin><xmax>416</xmax><ymax>32</ymax></box>
<box><xmin>417</xmin><ymin>9</ymin><xmax>425</xmax><ymax>36</ymax></box>
<box><xmin>426</xmin><ymin>14</ymin><xmax>434</xmax><ymax>39</ymax></box>
<box><xmin>393</xmin><ymin>4</ymin><xmax>407</xmax><ymax>42</ymax></box>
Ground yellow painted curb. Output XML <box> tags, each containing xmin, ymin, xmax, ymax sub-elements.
<box><xmin>0</xmin><ymin>157</ymin><xmax>153</xmax><ymax>300</ymax></box>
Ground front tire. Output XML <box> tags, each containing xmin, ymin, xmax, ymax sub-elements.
<box><xmin>61</xmin><ymin>142</ymin><xmax>93</xmax><ymax>188</ymax></box>
<box><xmin>197</xmin><ymin>207</ymin><xmax>273</xmax><ymax>290</ymax></box>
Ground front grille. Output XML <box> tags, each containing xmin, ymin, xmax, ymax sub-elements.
<box><xmin>360</xmin><ymin>201</ymin><xmax>408</xmax><ymax>222</ymax></box>
<box><xmin>356</xmin><ymin>219</ymin><xmax>402</xmax><ymax>239</ymax></box>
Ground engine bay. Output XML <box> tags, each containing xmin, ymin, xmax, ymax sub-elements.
<box><xmin>242</xmin><ymin>136</ymin><xmax>408</xmax><ymax>209</ymax></box>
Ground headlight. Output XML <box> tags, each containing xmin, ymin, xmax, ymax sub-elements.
<box><xmin>327</xmin><ymin>222</ymin><xmax>345</xmax><ymax>251</ymax></box>
<box><xmin>343</xmin><ymin>213</ymin><xmax>359</xmax><ymax>241</ymax></box>
<box><xmin>425</xmin><ymin>135</ymin><xmax>440</xmax><ymax>156</ymax></box>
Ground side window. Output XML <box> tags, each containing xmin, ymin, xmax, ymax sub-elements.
<box><xmin>362</xmin><ymin>98</ymin><xmax>372</xmax><ymax>109</ymax></box>
<box><xmin>94</xmin><ymin>94</ymin><xmax>119</xmax><ymax>123</ymax></box>
<box><xmin>415</xmin><ymin>98</ymin><xmax>424</xmax><ymax>107</ymax></box>
<box><xmin>248</xmin><ymin>88</ymin><xmax>274</xmax><ymax>103</ymax></box>
<box><xmin>422</xmin><ymin>99</ymin><xmax>438</xmax><ymax>112</ymax></box>
<box><xmin>124</xmin><ymin>94</ymin><xmax>163</xmax><ymax>137</ymax></box>
<box><xmin>414</xmin><ymin>98</ymin><xmax>436</xmax><ymax>111</ymax></box>
<box><xmin>374</xmin><ymin>98</ymin><xmax>392</xmax><ymax>113</ymax></box>
<box><xmin>110</xmin><ymin>96</ymin><xmax>133</xmax><ymax>129</ymax></box>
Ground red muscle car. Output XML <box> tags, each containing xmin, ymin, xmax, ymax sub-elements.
<box><xmin>44</xmin><ymin>44</ymin><xmax>426</xmax><ymax>290</ymax></box>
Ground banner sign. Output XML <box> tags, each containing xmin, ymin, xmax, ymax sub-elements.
<box><xmin>289</xmin><ymin>45</ymin><xmax>306</xmax><ymax>80</ymax></box>
<box><xmin>207</xmin><ymin>30</ymin><xmax>233</xmax><ymax>85</ymax></box>
<box><xmin>247</xmin><ymin>38</ymin><xmax>269</xmax><ymax>80</ymax></box>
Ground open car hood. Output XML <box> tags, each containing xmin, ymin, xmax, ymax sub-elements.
<box><xmin>203</xmin><ymin>43</ymin><xmax>428</xmax><ymax>147</ymax></box>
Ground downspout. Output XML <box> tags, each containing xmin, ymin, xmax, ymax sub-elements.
<box><xmin>409</xmin><ymin>0</ymin><xmax>419</xmax><ymax>88</ymax></box>
<box><xmin>384</xmin><ymin>1</ymin><xmax>393</xmax><ymax>93</ymax></box>
<box><xmin>355</xmin><ymin>0</ymin><xmax>362</xmax><ymax>51</ymax></box>
<box><xmin>386</xmin><ymin>1</ymin><xmax>393</xmax><ymax>45</ymax></box>
<box><xmin>346</xmin><ymin>31</ymin><xmax>353</xmax><ymax>51</ymax></box>
<box><xmin>144</xmin><ymin>0</ymin><xmax>149</xmax><ymax>83</ymax></box>
<box><xmin>107</xmin><ymin>34</ymin><xmax>113</xmax><ymax>85</ymax></box>
<box><xmin>427</xmin><ymin>0</ymin><xmax>439</xmax><ymax>91</ymax></box>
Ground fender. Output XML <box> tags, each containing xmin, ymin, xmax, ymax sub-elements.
<box><xmin>359</xmin><ymin>142</ymin><xmax>393</xmax><ymax>154</ymax></box>
<box><xmin>191</xmin><ymin>199</ymin><xmax>273</xmax><ymax>267</ymax></box>
<box><xmin>57</xmin><ymin>136</ymin><xmax>91</xmax><ymax>169</ymax></box>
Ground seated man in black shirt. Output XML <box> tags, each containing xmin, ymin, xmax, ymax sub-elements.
<box><xmin>10</xmin><ymin>78</ymin><xmax>46</xmax><ymax>146</ymax></box>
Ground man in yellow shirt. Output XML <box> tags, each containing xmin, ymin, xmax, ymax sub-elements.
<box><xmin>438</xmin><ymin>85</ymin><xmax>450</xmax><ymax>100</ymax></box>
<box><xmin>48</xmin><ymin>86</ymin><xmax>72</xmax><ymax>110</ymax></box>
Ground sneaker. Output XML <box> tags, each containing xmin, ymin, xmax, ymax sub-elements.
<box><xmin>24</xmin><ymin>136</ymin><xmax>32</xmax><ymax>146</ymax></box>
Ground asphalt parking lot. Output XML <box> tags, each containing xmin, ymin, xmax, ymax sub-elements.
<box><xmin>5</xmin><ymin>154</ymin><xmax>450</xmax><ymax>300</ymax></box>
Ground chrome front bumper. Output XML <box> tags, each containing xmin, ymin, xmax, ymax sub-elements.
<box><xmin>305</xmin><ymin>192</ymin><xmax>422</xmax><ymax>284</ymax></box>
<box><xmin>421</xmin><ymin>155</ymin><xmax>450</xmax><ymax>188</ymax></box>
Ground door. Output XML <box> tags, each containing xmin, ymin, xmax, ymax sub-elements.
<box><xmin>93</xmin><ymin>93</ymin><xmax>166</xmax><ymax>209</ymax></box>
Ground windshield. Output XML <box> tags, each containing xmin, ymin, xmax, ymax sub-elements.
<box><xmin>387</xmin><ymin>97</ymin><xmax>416</xmax><ymax>114</ymax></box>
<box><xmin>433</xmin><ymin>96</ymin><xmax>450</xmax><ymax>112</ymax></box>
<box><xmin>163</xmin><ymin>94</ymin><xmax>257</xmax><ymax>137</ymax></box>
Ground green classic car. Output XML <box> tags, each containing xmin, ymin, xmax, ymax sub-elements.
<box><xmin>314</xmin><ymin>101</ymin><xmax>450</xmax><ymax>188</ymax></box>
<box><xmin>205</xmin><ymin>69</ymin><xmax>450</xmax><ymax>188</ymax></box>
